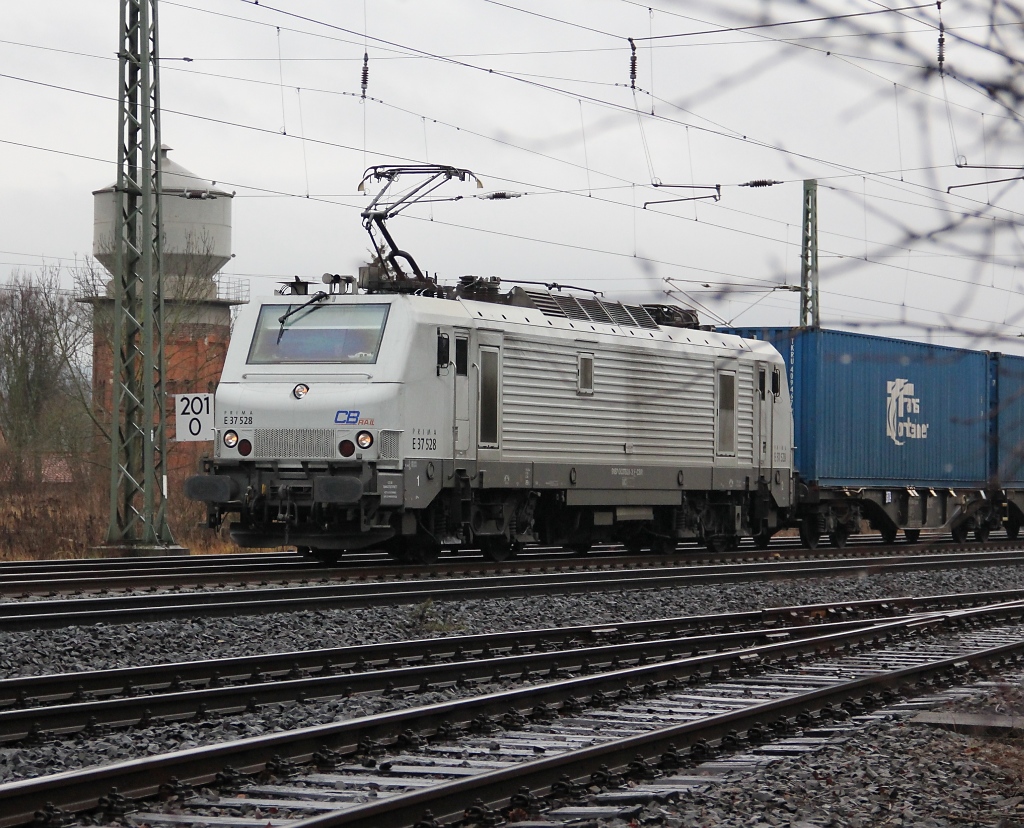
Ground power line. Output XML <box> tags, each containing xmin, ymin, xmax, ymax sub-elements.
<box><xmin>632</xmin><ymin>3</ymin><xmax>935</xmax><ymax>42</ymax></box>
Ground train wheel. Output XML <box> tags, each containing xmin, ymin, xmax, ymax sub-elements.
<box><xmin>950</xmin><ymin>523</ymin><xmax>969</xmax><ymax>544</ymax></box>
<box><xmin>480</xmin><ymin>538</ymin><xmax>516</xmax><ymax>562</ymax></box>
<box><xmin>753</xmin><ymin>531</ymin><xmax>773</xmax><ymax>550</ymax></box>
<box><xmin>879</xmin><ymin>525</ymin><xmax>897</xmax><ymax>545</ymax></box>
<box><xmin>392</xmin><ymin>537</ymin><xmax>440</xmax><ymax>564</ymax></box>
<box><xmin>704</xmin><ymin>535</ymin><xmax>730</xmax><ymax>554</ymax></box>
<box><xmin>563</xmin><ymin>543</ymin><xmax>591</xmax><ymax>557</ymax></box>
<box><xmin>650</xmin><ymin>536</ymin><xmax>676</xmax><ymax>555</ymax></box>
<box><xmin>829</xmin><ymin>528</ymin><xmax>849</xmax><ymax>549</ymax></box>
<box><xmin>904</xmin><ymin>529</ymin><xmax>921</xmax><ymax>544</ymax></box>
<box><xmin>1008</xmin><ymin>517</ymin><xmax>1021</xmax><ymax>541</ymax></box>
<box><xmin>798</xmin><ymin>519</ymin><xmax>820</xmax><ymax>550</ymax></box>
<box><xmin>305</xmin><ymin>547</ymin><xmax>339</xmax><ymax>564</ymax></box>
<box><xmin>974</xmin><ymin>524</ymin><xmax>991</xmax><ymax>543</ymax></box>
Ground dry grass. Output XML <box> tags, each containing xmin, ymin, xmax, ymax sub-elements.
<box><xmin>0</xmin><ymin>479</ymin><xmax>244</xmax><ymax>560</ymax></box>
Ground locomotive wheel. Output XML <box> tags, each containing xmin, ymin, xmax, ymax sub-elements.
<box><xmin>950</xmin><ymin>523</ymin><xmax>969</xmax><ymax>544</ymax></box>
<box><xmin>904</xmin><ymin>529</ymin><xmax>921</xmax><ymax>544</ymax></box>
<box><xmin>651</xmin><ymin>536</ymin><xmax>676</xmax><ymax>555</ymax></box>
<box><xmin>798</xmin><ymin>519</ymin><xmax>820</xmax><ymax>550</ymax></box>
<box><xmin>828</xmin><ymin>528</ymin><xmax>849</xmax><ymax>549</ymax></box>
<box><xmin>704</xmin><ymin>535</ymin><xmax>730</xmax><ymax>554</ymax></box>
<box><xmin>480</xmin><ymin>537</ymin><xmax>516</xmax><ymax>562</ymax></box>
<box><xmin>974</xmin><ymin>524</ymin><xmax>991</xmax><ymax>543</ymax></box>
<box><xmin>753</xmin><ymin>531</ymin><xmax>773</xmax><ymax>550</ymax></box>
<box><xmin>624</xmin><ymin>537</ymin><xmax>645</xmax><ymax>555</ymax></box>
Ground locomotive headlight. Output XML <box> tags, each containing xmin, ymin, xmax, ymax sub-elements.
<box><xmin>356</xmin><ymin>430</ymin><xmax>374</xmax><ymax>450</ymax></box>
<box><xmin>223</xmin><ymin>430</ymin><xmax>239</xmax><ymax>449</ymax></box>
<box><xmin>293</xmin><ymin>383</ymin><xmax>310</xmax><ymax>399</ymax></box>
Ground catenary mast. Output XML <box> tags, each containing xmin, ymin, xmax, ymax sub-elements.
<box><xmin>107</xmin><ymin>0</ymin><xmax>174</xmax><ymax>548</ymax></box>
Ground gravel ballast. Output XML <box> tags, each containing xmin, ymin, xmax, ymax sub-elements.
<box><xmin>634</xmin><ymin>676</ymin><xmax>1024</xmax><ymax>828</ymax></box>
<box><xmin>1</xmin><ymin>565</ymin><xmax>1022</xmax><ymax>678</ymax></box>
<box><xmin>0</xmin><ymin>563</ymin><xmax>1022</xmax><ymax>814</ymax></box>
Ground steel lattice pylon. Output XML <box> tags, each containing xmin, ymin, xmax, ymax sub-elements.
<box><xmin>799</xmin><ymin>179</ymin><xmax>819</xmax><ymax>329</ymax></box>
<box><xmin>107</xmin><ymin>0</ymin><xmax>173</xmax><ymax>546</ymax></box>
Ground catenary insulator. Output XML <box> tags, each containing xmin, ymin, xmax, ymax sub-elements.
<box><xmin>628</xmin><ymin>38</ymin><xmax>637</xmax><ymax>89</ymax></box>
<box><xmin>740</xmin><ymin>179</ymin><xmax>784</xmax><ymax>188</ymax></box>
<box><xmin>361</xmin><ymin>52</ymin><xmax>369</xmax><ymax>98</ymax></box>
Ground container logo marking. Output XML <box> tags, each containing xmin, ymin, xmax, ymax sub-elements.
<box><xmin>886</xmin><ymin>378</ymin><xmax>929</xmax><ymax>445</ymax></box>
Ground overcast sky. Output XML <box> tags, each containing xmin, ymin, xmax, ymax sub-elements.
<box><xmin>3</xmin><ymin>0</ymin><xmax>1023</xmax><ymax>350</ymax></box>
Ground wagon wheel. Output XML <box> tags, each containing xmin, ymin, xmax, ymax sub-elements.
<box><xmin>904</xmin><ymin>529</ymin><xmax>921</xmax><ymax>544</ymax></box>
<box><xmin>798</xmin><ymin>519</ymin><xmax>820</xmax><ymax>550</ymax></box>
<box><xmin>974</xmin><ymin>523</ymin><xmax>991</xmax><ymax>543</ymax></box>
<box><xmin>303</xmin><ymin>547</ymin><xmax>340</xmax><ymax>565</ymax></box>
<box><xmin>563</xmin><ymin>543</ymin><xmax>592</xmax><ymax>557</ymax></box>
<box><xmin>878</xmin><ymin>524</ymin><xmax>898</xmax><ymax>545</ymax></box>
<box><xmin>1008</xmin><ymin>516</ymin><xmax>1022</xmax><ymax>541</ymax></box>
<box><xmin>950</xmin><ymin>522</ymin><xmax>969</xmax><ymax>544</ymax></box>
<box><xmin>479</xmin><ymin>537</ymin><xmax>516</xmax><ymax>563</ymax></box>
<box><xmin>753</xmin><ymin>531</ymin><xmax>773</xmax><ymax>550</ymax></box>
<box><xmin>388</xmin><ymin>536</ymin><xmax>440</xmax><ymax>565</ymax></box>
<box><xmin>828</xmin><ymin>527</ymin><xmax>849</xmax><ymax>549</ymax></box>
<box><xmin>704</xmin><ymin>535</ymin><xmax>730</xmax><ymax>554</ymax></box>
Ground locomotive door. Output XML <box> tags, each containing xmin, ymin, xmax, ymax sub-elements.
<box><xmin>453</xmin><ymin>329</ymin><xmax>470</xmax><ymax>458</ymax></box>
<box><xmin>477</xmin><ymin>331</ymin><xmax>503</xmax><ymax>458</ymax></box>
<box><xmin>756</xmin><ymin>362</ymin><xmax>773</xmax><ymax>480</ymax></box>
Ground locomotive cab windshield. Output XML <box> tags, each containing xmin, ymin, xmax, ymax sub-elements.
<box><xmin>248</xmin><ymin>302</ymin><xmax>391</xmax><ymax>364</ymax></box>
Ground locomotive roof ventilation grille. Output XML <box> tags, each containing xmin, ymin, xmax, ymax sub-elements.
<box><xmin>521</xmin><ymin>289</ymin><xmax>659</xmax><ymax>330</ymax></box>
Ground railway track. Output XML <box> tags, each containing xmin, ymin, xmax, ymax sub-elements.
<box><xmin>0</xmin><ymin>547</ymin><xmax>1022</xmax><ymax>631</ymax></box>
<box><xmin>2</xmin><ymin>590</ymin><xmax>1008</xmax><ymax>743</ymax></box>
<box><xmin>3</xmin><ymin>596</ymin><xmax>1022</xmax><ymax>827</ymax></box>
<box><xmin>0</xmin><ymin>531</ymin><xmax>1017</xmax><ymax>598</ymax></box>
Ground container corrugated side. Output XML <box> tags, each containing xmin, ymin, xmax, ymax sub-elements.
<box><xmin>723</xmin><ymin>327</ymin><xmax>989</xmax><ymax>487</ymax></box>
<box><xmin>996</xmin><ymin>353</ymin><xmax>1024</xmax><ymax>485</ymax></box>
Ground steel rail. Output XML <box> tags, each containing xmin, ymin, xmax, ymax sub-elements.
<box><xmin>1</xmin><ymin>600</ymin><xmax>1021</xmax><ymax>826</ymax></box>
<box><xmin>0</xmin><ymin>587</ymin><xmax>1017</xmax><ymax>709</ymax></box>
<box><xmin>289</xmin><ymin>634</ymin><xmax>1024</xmax><ymax>828</ymax></box>
<box><xmin>0</xmin><ymin>552</ymin><xmax>303</xmax><ymax>574</ymax></box>
<box><xmin>0</xmin><ymin>535</ymin><xmax>1015</xmax><ymax>597</ymax></box>
<box><xmin>1</xmin><ymin>549</ymin><xmax>1023</xmax><ymax>631</ymax></box>
<box><xmin>0</xmin><ymin>615</ymin><xmax>900</xmax><ymax>742</ymax></box>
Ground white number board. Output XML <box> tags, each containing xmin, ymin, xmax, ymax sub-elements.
<box><xmin>174</xmin><ymin>394</ymin><xmax>215</xmax><ymax>442</ymax></box>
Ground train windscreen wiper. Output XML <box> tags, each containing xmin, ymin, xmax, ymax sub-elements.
<box><xmin>277</xmin><ymin>291</ymin><xmax>328</xmax><ymax>344</ymax></box>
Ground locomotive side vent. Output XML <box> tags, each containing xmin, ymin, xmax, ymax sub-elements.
<box><xmin>254</xmin><ymin>429</ymin><xmax>336</xmax><ymax>459</ymax></box>
<box><xmin>378</xmin><ymin>430</ymin><xmax>402</xmax><ymax>461</ymax></box>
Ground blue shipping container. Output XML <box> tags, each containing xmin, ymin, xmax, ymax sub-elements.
<box><xmin>996</xmin><ymin>353</ymin><xmax>1024</xmax><ymax>485</ymax></box>
<box><xmin>723</xmin><ymin>327</ymin><xmax>990</xmax><ymax>488</ymax></box>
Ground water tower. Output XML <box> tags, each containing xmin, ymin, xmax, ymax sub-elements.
<box><xmin>93</xmin><ymin>145</ymin><xmax>239</xmax><ymax>311</ymax></box>
<box><xmin>90</xmin><ymin>147</ymin><xmax>247</xmax><ymax>500</ymax></box>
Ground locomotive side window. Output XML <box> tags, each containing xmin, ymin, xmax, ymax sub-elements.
<box><xmin>578</xmin><ymin>353</ymin><xmax>594</xmax><ymax>395</ymax></box>
<box><xmin>247</xmin><ymin>303</ymin><xmax>389</xmax><ymax>364</ymax></box>
<box><xmin>455</xmin><ymin>338</ymin><xmax>469</xmax><ymax>376</ymax></box>
<box><xmin>716</xmin><ymin>371</ymin><xmax>736</xmax><ymax>456</ymax></box>
<box><xmin>758</xmin><ymin>368</ymin><xmax>766</xmax><ymax>400</ymax></box>
<box><xmin>479</xmin><ymin>347</ymin><xmax>500</xmax><ymax>447</ymax></box>
<box><xmin>772</xmin><ymin>368</ymin><xmax>781</xmax><ymax>396</ymax></box>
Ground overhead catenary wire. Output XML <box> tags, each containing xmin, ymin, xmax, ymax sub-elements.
<box><xmin>5</xmin><ymin>62</ymin><xmax>1022</xmax><ymax>271</ymax></box>
<box><xmin>4</xmin><ymin>2</ymin><xmax>1023</xmax><ymax>339</ymax></box>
